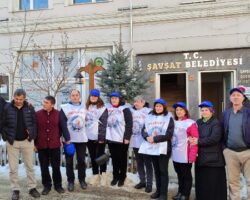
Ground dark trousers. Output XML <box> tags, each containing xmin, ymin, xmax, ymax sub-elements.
<box><xmin>108</xmin><ymin>142</ymin><xmax>129</xmax><ymax>181</ymax></box>
<box><xmin>38</xmin><ymin>148</ymin><xmax>62</xmax><ymax>189</ymax></box>
<box><xmin>133</xmin><ymin>148</ymin><xmax>153</xmax><ymax>186</ymax></box>
<box><xmin>151</xmin><ymin>153</ymin><xmax>170</xmax><ymax>198</ymax></box>
<box><xmin>173</xmin><ymin>162</ymin><xmax>193</xmax><ymax>196</ymax></box>
<box><xmin>65</xmin><ymin>142</ymin><xmax>86</xmax><ymax>183</ymax></box>
<box><xmin>87</xmin><ymin>140</ymin><xmax>107</xmax><ymax>175</ymax></box>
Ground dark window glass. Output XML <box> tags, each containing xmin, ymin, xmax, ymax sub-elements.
<box><xmin>20</xmin><ymin>0</ymin><xmax>30</xmax><ymax>10</ymax></box>
<box><xmin>34</xmin><ymin>0</ymin><xmax>48</xmax><ymax>9</ymax></box>
<box><xmin>74</xmin><ymin>0</ymin><xmax>92</xmax><ymax>3</ymax></box>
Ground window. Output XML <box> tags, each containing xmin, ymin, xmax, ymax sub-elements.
<box><xmin>19</xmin><ymin>0</ymin><xmax>48</xmax><ymax>10</ymax></box>
<box><xmin>0</xmin><ymin>75</ymin><xmax>9</xmax><ymax>101</ymax></box>
<box><xmin>74</xmin><ymin>0</ymin><xmax>107</xmax><ymax>4</ymax></box>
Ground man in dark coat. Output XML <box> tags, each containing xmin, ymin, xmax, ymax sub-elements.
<box><xmin>0</xmin><ymin>95</ymin><xmax>6</xmax><ymax>135</ymax></box>
<box><xmin>222</xmin><ymin>87</ymin><xmax>250</xmax><ymax>200</ymax></box>
<box><xmin>2</xmin><ymin>89</ymin><xmax>40</xmax><ymax>200</ymax></box>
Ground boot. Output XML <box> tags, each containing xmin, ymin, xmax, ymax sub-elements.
<box><xmin>172</xmin><ymin>192</ymin><xmax>181</xmax><ymax>200</ymax></box>
<box><xmin>134</xmin><ymin>182</ymin><xmax>146</xmax><ymax>189</ymax></box>
<box><xmin>89</xmin><ymin>174</ymin><xmax>100</xmax><ymax>186</ymax></box>
<box><xmin>41</xmin><ymin>187</ymin><xmax>51</xmax><ymax>195</ymax></box>
<box><xmin>150</xmin><ymin>191</ymin><xmax>160</xmax><ymax>199</ymax></box>
<box><xmin>80</xmin><ymin>180</ymin><xmax>87</xmax><ymax>189</ymax></box>
<box><xmin>29</xmin><ymin>188</ymin><xmax>40</xmax><ymax>198</ymax></box>
<box><xmin>111</xmin><ymin>178</ymin><xmax>119</xmax><ymax>186</ymax></box>
<box><xmin>67</xmin><ymin>182</ymin><xmax>74</xmax><ymax>192</ymax></box>
<box><xmin>11</xmin><ymin>190</ymin><xmax>20</xmax><ymax>200</ymax></box>
<box><xmin>145</xmin><ymin>185</ymin><xmax>152</xmax><ymax>193</ymax></box>
<box><xmin>100</xmin><ymin>172</ymin><xmax>108</xmax><ymax>187</ymax></box>
<box><xmin>118</xmin><ymin>179</ymin><xmax>125</xmax><ymax>187</ymax></box>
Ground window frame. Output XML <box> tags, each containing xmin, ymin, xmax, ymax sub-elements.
<box><xmin>65</xmin><ymin>0</ymin><xmax>110</xmax><ymax>6</ymax></box>
<box><xmin>18</xmin><ymin>0</ymin><xmax>51</xmax><ymax>11</ymax></box>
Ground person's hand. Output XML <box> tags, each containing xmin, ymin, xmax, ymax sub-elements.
<box><xmin>34</xmin><ymin>146</ymin><xmax>38</xmax><ymax>152</ymax></box>
<box><xmin>99</xmin><ymin>141</ymin><xmax>105</xmax><ymax>144</ymax></box>
<box><xmin>65</xmin><ymin>140</ymin><xmax>71</xmax><ymax>144</ymax></box>
<box><xmin>189</xmin><ymin>137</ymin><xmax>198</xmax><ymax>145</ymax></box>
<box><xmin>147</xmin><ymin>136</ymin><xmax>154</xmax><ymax>144</ymax></box>
<box><xmin>124</xmin><ymin>139</ymin><xmax>130</xmax><ymax>144</ymax></box>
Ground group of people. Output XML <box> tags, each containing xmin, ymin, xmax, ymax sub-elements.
<box><xmin>0</xmin><ymin>85</ymin><xmax>249</xmax><ymax>200</ymax></box>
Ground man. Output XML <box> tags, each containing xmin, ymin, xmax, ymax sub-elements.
<box><xmin>222</xmin><ymin>87</ymin><xmax>250</xmax><ymax>200</ymax></box>
<box><xmin>1</xmin><ymin>89</ymin><xmax>40</xmax><ymax>200</ymax></box>
<box><xmin>0</xmin><ymin>95</ymin><xmax>6</xmax><ymax>134</ymax></box>
<box><xmin>35</xmin><ymin>96</ymin><xmax>65</xmax><ymax>195</ymax></box>
<box><xmin>60</xmin><ymin>89</ymin><xmax>88</xmax><ymax>192</ymax></box>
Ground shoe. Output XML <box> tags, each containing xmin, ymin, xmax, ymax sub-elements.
<box><xmin>80</xmin><ymin>181</ymin><xmax>87</xmax><ymax>189</ymax></box>
<box><xmin>134</xmin><ymin>182</ymin><xmax>146</xmax><ymax>189</ymax></box>
<box><xmin>89</xmin><ymin>174</ymin><xmax>100</xmax><ymax>186</ymax></box>
<box><xmin>100</xmin><ymin>172</ymin><xmax>108</xmax><ymax>187</ymax></box>
<box><xmin>29</xmin><ymin>188</ymin><xmax>40</xmax><ymax>198</ymax></box>
<box><xmin>179</xmin><ymin>195</ymin><xmax>189</xmax><ymax>200</ymax></box>
<box><xmin>110</xmin><ymin>178</ymin><xmax>119</xmax><ymax>186</ymax></box>
<box><xmin>117</xmin><ymin>180</ymin><xmax>125</xmax><ymax>187</ymax></box>
<box><xmin>145</xmin><ymin>185</ymin><xmax>152</xmax><ymax>193</ymax></box>
<box><xmin>41</xmin><ymin>187</ymin><xmax>51</xmax><ymax>195</ymax></box>
<box><xmin>55</xmin><ymin>187</ymin><xmax>65</xmax><ymax>194</ymax></box>
<box><xmin>67</xmin><ymin>182</ymin><xmax>74</xmax><ymax>192</ymax></box>
<box><xmin>173</xmin><ymin>192</ymin><xmax>181</xmax><ymax>200</ymax></box>
<box><xmin>150</xmin><ymin>191</ymin><xmax>160</xmax><ymax>199</ymax></box>
<box><xmin>12</xmin><ymin>190</ymin><xmax>20</xmax><ymax>200</ymax></box>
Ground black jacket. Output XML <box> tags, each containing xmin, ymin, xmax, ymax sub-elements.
<box><xmin>0</xmin><ymin>96</ymin><xmax>6</xmax><ymax>133</ymax></box>
<box><xmin>196</xmin><ymin>116</ymin><xmax>225</xmax><ymax>167</ymax></box>
<box><xmin>97</xmin><ymin>108</ymin><xmax>108</xmax><ymax>142</ymax></box>
<box><xmin>2</xmin><ymin>101</ymin><xmax>37</xmax><ymax>145</ymax></box>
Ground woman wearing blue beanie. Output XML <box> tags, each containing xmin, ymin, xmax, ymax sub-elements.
<box><xmin>139</xmin><ymin>98</ymin><xmax>174</xmax><ymax>200</ymax></box>
<box><xmin>106</xmin><ymin>91</ymin><xmax>133</xmax><ymax>187</ymax></box>
<box><xmin>86</xmin><ymin>89</ymin><xmax>108</xmax><ymax>186</ymax></box>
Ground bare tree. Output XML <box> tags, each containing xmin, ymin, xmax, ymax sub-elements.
<box><xmin>0</xmin><ymin>11</ymin><xmax>41</xmax><ymax>98</ymax></box>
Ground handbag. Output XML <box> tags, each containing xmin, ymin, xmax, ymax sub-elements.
<box><xmin>95</xmin><ymin>152</ymin><xmax>110</xmax><ymax>166</ymax></box>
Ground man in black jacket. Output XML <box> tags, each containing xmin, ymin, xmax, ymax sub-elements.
<box><xmin>0</xmin><ymin>96</ymin><xmax>6</xmax><ymax>135</ymax></box>
<box><xmin>2</xmin><ymin>89</ymin><xmax>40</xmax><ymax>200</ymax></box>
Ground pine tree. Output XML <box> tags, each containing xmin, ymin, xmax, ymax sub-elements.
<box><xmin>97</xmin><ymin>43</ymin><xmax>149</xmax><ymax>102</ymax></box>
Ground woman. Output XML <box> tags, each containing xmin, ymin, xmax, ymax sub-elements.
<box><xmin>171</xmin><ymin>102</ymin><xmax>199</xmax><ymax>200</ymax></box>
<box><xmin>130</xmin><ymin>96</ymin><xmax>153</xmax><ymax>193</ymax></box>
<box><xmin>86</xmin><ymin>89</ymin><xmax>108</xmax><ymax>186</ymax></box>
<box><xmin>139</xmin><ymin>98</ymin><xmax>174</xmax><ymax>200</ymax></box>
<box><xmin>190</xmin><ymin>100</ymin><xmax>227</xmax><ymax>200</ymax></box>
<box><xmin>106</xmin><ymin>91</ymin><xmax>133</xmax><ymax>187</ymax></box>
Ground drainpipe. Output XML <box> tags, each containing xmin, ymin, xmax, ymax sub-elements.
<box><xmin>129</xmin><ymin>0</ymin><xmax>134</xmax><ymax>68</ymax></box>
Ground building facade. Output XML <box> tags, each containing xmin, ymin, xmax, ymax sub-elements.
<box><xmin>0</xmin><ymin>0</ymin><xmax>249</xmax><ymax>117</ymax></box>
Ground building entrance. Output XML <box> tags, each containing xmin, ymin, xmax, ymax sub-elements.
<box><xmin>200</xmin><ymin>71</ymin><xmax>234</xmax><ymax>119</ymax></box>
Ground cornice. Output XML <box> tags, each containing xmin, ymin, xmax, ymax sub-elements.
<box><xmin>0</xmin><ymin>0</ymin><xmax>249</xmax><ymax>34</ymax></box>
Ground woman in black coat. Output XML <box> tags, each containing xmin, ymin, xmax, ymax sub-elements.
<box><xmin>189</xmin><ymin>101</ymin><xmax>227</xmax><ymax>200</ymax></box>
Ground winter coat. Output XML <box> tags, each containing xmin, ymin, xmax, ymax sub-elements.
<box><xmin>222</xmin><ymin>106</ymin><xmax>250</xmax><ymax>148</ymax></box>
<box><xmin>196</xmin><ymin>116</ymin><xmax>225</xmax><ymax>167</ymax></box>
<box><xmin>2</xmin><ymin>101</ymin><xmax>37</xmax><ymax>145</ymax></box>
<box><xmin>0</xmin><ymin>96</ymin><xmax>6</xmax><ymax>133</ymax></box>
<box><xmin>35</xmin><ymin>108</ymin><xmax>62</xmax><ymax>150</ymax></box>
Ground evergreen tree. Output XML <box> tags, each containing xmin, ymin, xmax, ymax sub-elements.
<box><xmin>97</xmin><ymin>43</ymin><xmax>149</xmax><ymax>102</ymax></box>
